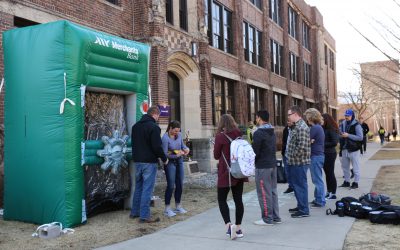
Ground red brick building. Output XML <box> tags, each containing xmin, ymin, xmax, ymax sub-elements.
<box><xmin>0</xmin><ymin>0</ymin><xmax>338</xmax><ymax>172</ymax></box>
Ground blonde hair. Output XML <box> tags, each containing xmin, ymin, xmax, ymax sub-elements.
<box><xmin>304</xmin><ymin>108</ymin><xmax>323</xmax><ymax>125</ymax></box>
<box><xmin>216</xmin><ymin>114</ymin><xmax>238</xmax><ymax>133</ymax></box>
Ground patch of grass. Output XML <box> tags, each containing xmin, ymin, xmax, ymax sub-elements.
<box><xmin>383</xmin><ymin>141</ymin><xmax>400</xmax><ymax>148</ymax></box>
<box><xmin>370</xmin><ymin>150</ymin><xmax>400</xmax><ymax>160</ymax></box>
<box><xmin>344</xmin><ymin>165</ymin><xmax>400</xmax><ymax>250</ymax></box>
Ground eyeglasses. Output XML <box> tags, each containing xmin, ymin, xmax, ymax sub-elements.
<box><xmin>287</xmin><ymin>113</ymin><xmax>295</xmax><ymax>117</ymax></box>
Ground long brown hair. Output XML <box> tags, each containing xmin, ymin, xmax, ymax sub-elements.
<box><xmin>216</xmin><ymin>114</ymin><xmax>238</xmax><ymax>134</ymax></box>
<box><xmin>322</xmin><ymin>113</ymin><xmax>339</xmax><ymax>132</ymax></box>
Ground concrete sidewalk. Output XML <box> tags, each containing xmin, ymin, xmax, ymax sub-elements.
<box><xmin>98</xmin><ymin>142</ymin><xmax>398</xmax><ymax>250</ymax></box>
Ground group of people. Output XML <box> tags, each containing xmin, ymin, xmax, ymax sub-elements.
<box><xmin>213</xmin><ymin>106</ymin><xmax>366</xmax><ymax>239</ymax></box>
<box><xmin>378</xmin><ymin>127</ymin><xmax>398</xmax><ymax>144</ymax></box>
<box><xmin>128</xmin><ymin>105</ymin><xmax>366</xmax><ymax>240</ymax></box>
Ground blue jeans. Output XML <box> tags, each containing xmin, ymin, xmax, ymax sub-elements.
<box><xmin>310</xmin><ymin>155</ymin><xmax>326</xmax><ymax>206</ymax></box>
<box><xmin>287</xmin><ymin>164</ymin><xmax>310</xmax><ymax>214</ymax></box>
<box><xmin>283</xmin><ymin>156</ymin><xmax>293</xmax><ymax>189</ymax></box>
<box><xmin>164</xmin><ymin>158</ymin><xmax>184</xmax><ymax>205</ymax></box>
<box><xmin>130</xmin><ymin>163</ymin><xmax>157</xmax><ymax>220</ymax></box>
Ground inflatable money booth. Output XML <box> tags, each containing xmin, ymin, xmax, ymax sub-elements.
<box><xmin>3</xmin><ymin>20</ymin><xmax>150</xmax><ymax>227</ymax></box>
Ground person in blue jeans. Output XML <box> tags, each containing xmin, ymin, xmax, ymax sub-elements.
<box><xmin>286</xmin><ymin>106</ymin><xmax>311</xmax><ymax>218</ymax></box>
<box><xmin>304</xmin><ymin>108</ymin><xmax>326</xmax><ymax>208</ymax></box>
<box><xmin>130</xmin><ymin>106</ymin><xmax>168</xmax><ymax>223</ymax></box>
<box><xmin>162</xmin><ymin>120</ymin><xmax>190</xmax><ymax>217</ymax></box>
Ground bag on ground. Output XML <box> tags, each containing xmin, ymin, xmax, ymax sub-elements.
<box><xmin>369</xmin><ymin>205</ymin><xmax>400</xmax><ymax>225</ymax></box>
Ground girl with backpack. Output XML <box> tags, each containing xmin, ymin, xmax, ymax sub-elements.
<box><xmin>213</xmin><ymin>114</ymin><xmax>248</xmax><ymax>240</ymax></box>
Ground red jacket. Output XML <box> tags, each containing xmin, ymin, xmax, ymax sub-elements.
<box><xmin>213</xmin><ymin>129</ymin><xmax>248</xmax><ymax>187</ymax></box>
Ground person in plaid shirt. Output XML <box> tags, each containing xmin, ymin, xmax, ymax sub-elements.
<box><xmin>286</xmin><ymin>106</ymin><xmax>311</xmax><ymax>218</ymax></box>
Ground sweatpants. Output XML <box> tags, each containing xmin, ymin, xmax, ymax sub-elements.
<box><xmin>340</xmin><ymin>149</ymin><xmax>361</xmax><ymax>183</ymax></box>
<box><xmin>255</xmin><ymin>168</ymin><xmax>280</xmax><ymax>222</ymax></box>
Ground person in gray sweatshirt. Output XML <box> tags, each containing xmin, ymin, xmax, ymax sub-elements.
<box><xmin>252</xmin><ymin>110</ymin><xmax>281</xmax><ymax>226</ymax></box>
<box><xmin>339</xmin><ymin>109</ymin><xmax>363</xmax><ymax>189</ymax></box>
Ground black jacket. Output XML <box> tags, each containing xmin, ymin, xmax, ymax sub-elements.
<box><xmin>252</xmin><ymin>126</ymin><xmax>276</xmax><ymax>169</ymax></box>
<box><xmin>361</xmin><ymin>122</ymin><xmax>369</xmax><ymax>136</ymax></box>
<box><xmin>324</xmin><ymin>128</ymin><xmax>339</xmax><ymax>154</ymax></box>
<box><xmin>281</xmin><ymin>125</ymin><xmax>289</xmax><ymax>157</ymax></box>
<box><xmin>131</xmin><ymin>114</ymin><xmax>167</xmax><ymax>163</ymax></box>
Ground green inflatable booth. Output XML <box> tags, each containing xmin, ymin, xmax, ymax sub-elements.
<box><xmin>3</xmin><ymin>20</ymin><xmax>150</xmax><ymax>227</ymax></box>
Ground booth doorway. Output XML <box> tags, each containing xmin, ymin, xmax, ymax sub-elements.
<box><xmin>168</xmin><ymin>72</ymin><xmax>181</xmax><ymax>122</ymax></box>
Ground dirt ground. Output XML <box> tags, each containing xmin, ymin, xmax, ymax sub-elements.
<box><xmin>344</xmin><ymin>163</ymin><xmax>400</xmax><ymax>249</ymax></box>
<box><xmin>0</xmin><ymin>179</ymin><xmax>256</xmax><ymax>250</ymax></box>
<box><xmin>370</xmin><ymin>149</ymin><xmax>400</xmax><ymax>160</ymax></box>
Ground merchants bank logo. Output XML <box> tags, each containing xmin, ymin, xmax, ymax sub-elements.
<box><xmin>94</xmin><ymin>36</ymin><xmax>139</xmax><ymax>61</ymax></box>
<box><xmin>94</xmin><ymin>37</ymin><xmax>110</xmax><ymax>47</ymax></box>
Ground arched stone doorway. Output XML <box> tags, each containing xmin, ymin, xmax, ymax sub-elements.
<box><xmin>167</xmin><ymin>51</ymin><xmax>201</xmax><ymax>138</ymax></box>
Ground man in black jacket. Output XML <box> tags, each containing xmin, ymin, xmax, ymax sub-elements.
<box><xmin>282</xmin><ymin>121</ymin><xmax>294</xmax><ymax>194</ymax></box>
<box><xmin>130</xmin><ymin>106</ymin><xmax>168</xmax><ymax>223</ymax></box>
<box><xmin>252</xmin><ymin>110</ymin><xmax>281</xmax><ymax>225</ymax></box>
<box><xmin>359</xmin><ymin>117</ymin><xmax>369</xmax><ymax>153</ymax></box>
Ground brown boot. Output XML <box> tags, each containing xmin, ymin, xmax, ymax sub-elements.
<box><xmin>139</xmin><ymin>217</ymin><xmax>160</xmax><ymax>223</ymax></box>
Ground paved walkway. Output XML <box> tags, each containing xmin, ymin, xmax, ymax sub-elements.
<box><xmin>98</xmin><ymin>142</ymin><xmax>399</xmax><ymax>250</ymax></box>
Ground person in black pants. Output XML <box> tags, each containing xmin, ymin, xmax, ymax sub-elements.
<box><xmin>322</xmin><ymin>113</ymin><xmax>339</xmax><ymax>199</ymax></box>
<box><xmin>359</xmin><ymin>117</ymin><xmax>369</xmax><ymax>153</ymax></box>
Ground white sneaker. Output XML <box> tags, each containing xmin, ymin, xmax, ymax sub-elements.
<box><xmin>230</xmin><ymin>224</ymin><xmax>237</xmax><ymax>240</ymax></box>
<box><xmin>253</xmin><ymin>219</ymin><xmax>274</xmax><ymax>226</ymax></box>
<box><xmin>164</xmin><ymin>209</ymin><xmax>176</xmax><ymax>217</ymax></box>
<box><xmin>174</xmin><ymin>207</ymin><xmax>187</xmax><ymax>214</ymax></box>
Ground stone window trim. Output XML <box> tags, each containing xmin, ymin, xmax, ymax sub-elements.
<box><xmin>98</xmin><ymin>0</ymin><xmax>123</xmax><ymax>11</ymax></box>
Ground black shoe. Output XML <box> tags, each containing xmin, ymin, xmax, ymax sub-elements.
<box><xmin>350</xmin><ymin>182</ymin><xmax>358</xmax><ymax>189</ymax></box>
<box><xmin>339</xmin><ymin>181</ymin><xmax>350</xmax><ymax>188</ymax></box>
<box><xmin>129</xmin><ymin>214</ymin><xmax>139</xmax><ymax>219</ymax></box>
<box><xmin>311</xmin><ymin>203</ymin><xmax>324</xmax><ymax>208</ymax></box>
<box><xmin>326</xmin><ymin>193</ymin><xmax>337</xmax><ymax>200</ymax></box>
<box><xmin>291</xmin><ymin>211</ymin><xmax>310</xmax><ymax>218</ymax></box>
<box><xmin>284</xmin><ymin>187</ymin><xmax>294</xmax><ymax>194</ymax></box>
<box><xmin>350</xmin><ymin>169</ymin><xmax>354</xmax><ymax>179</ymax></box>
<box><xmin>289</xmin><ymin>207</ymin><xmax>299</xmax><ymax>213</ymax></box>
<box><xmin>139</xmin><ymin>217</ymin><xmax>160</xmax><ymax>223</ymax></box>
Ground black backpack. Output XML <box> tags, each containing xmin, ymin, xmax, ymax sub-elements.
<box><xmin>369</xmin><ymin>205</ymin><xmax>400</xmax><ymax>225</ymax></box>
<box><xmin>326</xmin><ymin>196</ymin><xmax>374</xmax><ymax>219</ymax></box>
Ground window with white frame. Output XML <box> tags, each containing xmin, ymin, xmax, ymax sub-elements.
<box><xmin>289</xmin><ymin>52</ymin><xmax>298</xmax><ymax>82</ymax></box>
<box><xmin>302</xmin><ymin>21</ymin><xmax>310</xmax><ymax>50</ymax></box>
<box><xmin>303</xmin><ymin>62</ymin><xmax>311</xmax><ymax>88</ymax></box>
<box><xmin>288</xmin><ymin>6</ymin><xmax>297</xmax><ymax>39</ymax></box>
<box><xmin>270</xmin><ymin>39</ymin><xmax>284</xmax><ymax>76</ymax></box>
<box><xmin>269</xmin><ymin>0</ymin><xmax>282</xmax><ymax>26</ymax></box>
<box><xmin>243</xmin><ymin>22</ymin><xmax>263</xmax><ymax>67</ymax></box>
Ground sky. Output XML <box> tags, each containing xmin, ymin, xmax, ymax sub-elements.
<box><xmin>304</xmin><ymin>0</ymin><xmax>400</xmax><ymax>93</ymax></box>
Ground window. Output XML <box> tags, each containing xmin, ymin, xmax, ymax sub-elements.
<box><xmin>306</xmin><ymin>101</ymin><xmax>314</xmax><ymax>109</ymax></box>
<box><xmin>204</xmin><ymin>0</ymin><xmax>208</xmax><ymax>29</ymax></box>
<box><xmin>179</xmin><ymin>0</ymin><xmax>188</xmax><ymax>31</ymax></box>
<box><xmin>250</xmin><ymin>0</ymin><xmax>262</xmax><ymax>9</ymax></box>
<box><xmin>270</xmin><ymin>39</ymin><xmax>284</xmax><ymax>76</ymax></box>
<box><xmin>14</xmin><ymin>16</ymin><xmax>39</xmax><ymax>28</ymax></box>
<box><xmin>248</xmin><ymin>86</ymin><xmax>265</xmax><ymax>122</ymax></box>
<box><xmin>212</xmin><ymin>76</ymin><xmax>235</xmax><ymax>124</ymax></box>
<box><xmin>288</xmin><ymin>6</ymin><xmax>297</xmax><ymax>39</ymax></box>
<box><xmin>168</xmin><ymin>72</ymin><xmax>181</xmax><ymax>121</ymax></box>
<box><xmin>208</xmin><ymin>1</ymin><xmax>233</xmax><ymax>54</ymax></box>
<box><xmin>243</xmin><ymin>22</ymin><xmax>263</xmax><ymax>66</ymax></box>
<box><xmin>274</xmin><ymin>93</ymin><xmax>286</xmax><ymax>126</ymax></box>
<box><xmin>269</xmin><ymin>0</ymin><xmax>282</xmax><ymax>26</ymax></box>
<box><xmin>289</xmin><ymin>52</ymin><xmax>298</xmax><ymax>82</ymax></box>
<box><xmin>223</xmin><ymin>9</ymin><xmax>232</xmax><ymax>53</ymax></box>
<box><xmin>302</xmin><ymin>21</ymin><xmax>310</xmax><ymax>50</ymax></box>
<box><xmin>324</xmin><ymin>45</ymin><xmax>328</xmax><ymax>65</ymax></box>
<box><xmin>293</xmin><ymin>98</ymin><xmax>301</xmax><ymax>107</ymax></box>
<box><xmin>166</xmin><ymin>0</ymin><xmax>173</xmax><ymax>24</ymax></box>
<box><xmin>304</xmin><ymin>62</ymin><xmax>311</xmax><ymax>88</ymax></box>
<box><xmin>329</xmin><ymin>50</ymin><xmax>335</xmax><ymax>70</ymax></box>
<box><xmin>105</xmin><ymin>0</ymin><xmax>119</xmax><ymax>5</ymax></box>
